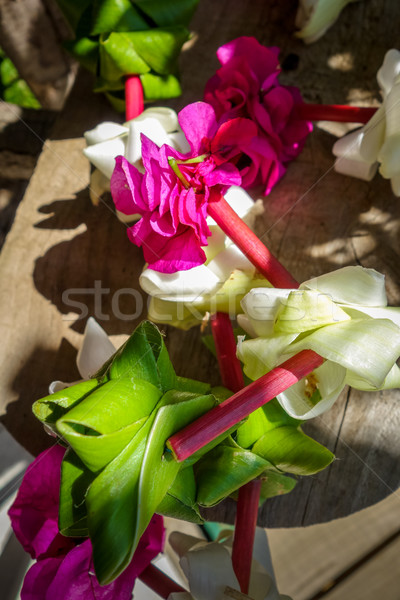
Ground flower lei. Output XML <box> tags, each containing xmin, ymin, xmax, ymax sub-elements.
<box><xmin>9</xmin><ymin>27</ymin><xmax>400</xmax><ymax>600</ymax></box>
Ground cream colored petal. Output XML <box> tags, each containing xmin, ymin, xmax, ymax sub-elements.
<box><xmin>289</xmin><ymin>318</ymin><xmax>400</xmax><ymax>387</ymax></box>
<box><xmin>300</xmin><ymin>266</ymin><xmax>387</xmax><ymax>306</ymax></box>
<box><xmin>84</xmin><ymin>122</ymin><xmax>128</xmax><ymax>146</ymax></box>
<box><xmin>277</xmin><ymin>360</ymin><xmax>346</xmax><ymax>419</ymax></box>
<box><xmin>377</xmin><ymin>49</ymin><xmax>400</xmax><ymax>98</ymax></box>
<box><xmin>83</xmin><ymin>137</ymin><xmax>127</xmax><ymax>179</ymax></box>
<box><xmin>76</xmin><ymin>317</ymin><xmax>115</xmax><ymax>379</ymax></box>
<box><xmin>241</xmin><ymin>288</ymin><xmax>294</xmax><ymax>334</ymax></box>
<box><xmin>207</xmin><ymin>245</ymin><xmax>255</xmax><ymax>281</ymax></box>
<box><xmin>88</xmin><ymin>169</ymin><xmax>110</xmax><ymax>206</ymax></box>
<box><xmin>140</xmin><ymin>264</ymin><xmax>221</xmax><ymax>303</ymax></box>
<box><xmin>237</xmin><ymin>334</ymin><xmax>298</xmax><ymax>381</ymax></box>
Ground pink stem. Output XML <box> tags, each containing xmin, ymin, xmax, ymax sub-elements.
<box><xmin>232</xmin><ymin>480</ymin><xmax>262</xmax><ymax>594</ymax></box>
<box><xmin>207</xmin><ymin>197</ymin><xmax>298</xmax><ymax>289</ymax></box>
<box><xmin>139</xmin><ymin>564</ymin><xmax>187</xmax><ymax>598</ymax></box>
<box><xmin>125</xmin><ymin>75</ymin><xmax>144</xmax><ymax>120</ymax></box>
<box><xmin>211</xmin><ymin>312</ymin><xmax>244</xmax><ymax>393</ymax></box>
<box><xmin>296</xmin><ymin>103</ymin><xmax>377</xmax><ymax>123</ymax></box>
<box><xmin>212</xmin><ymin>313</ymin><xmax>258</xmax><ymax>591</ymax></box>
<box><xmin>168</xmin><ymin>349</ymin><xmax>324</xmax><ymax>461</ymax></box>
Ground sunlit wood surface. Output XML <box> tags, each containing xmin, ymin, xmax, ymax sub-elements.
<box><xmin>0</xmin><ymin>0</ymin><xmax>399</xmax><ymax>531</ymax></box>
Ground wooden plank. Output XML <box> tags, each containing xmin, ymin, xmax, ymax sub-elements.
<box><xmin>268</xmin><ymin>492</ymin><xmax>400</xmax><ymax>599</ymax></box>
<box><xmin>0</xmin><ymin>0</ymin><xmax>400</xmax><ymax>527</ymax></box>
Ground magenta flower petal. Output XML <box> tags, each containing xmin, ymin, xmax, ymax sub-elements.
<box><xmin>21</xmin><ymin>515</ymin><xmax>163</xmax><ymax>600</ymax></box>
<box><xmin>149</xmin><ymin>227</ymin><xmax>207</xmax><ymax>273</ymax></box>
<box><xmin>177</xmin><ymin>102</ymin><xmax>218</xmax><ymax>154</ymax></box>
<box><xmin>111</xmin><ymin>156</ymin><xmax>147</xmax><ymax>214</ymax></box>
<box><xmin>9</xmin><ymin>446</ymin><xmax>72</xmax><ymax>559</ymax></box>
<box><xmin>204</xmin><ymin>36</ymin><xmax>311</xmax><ymax>195</ymax></box>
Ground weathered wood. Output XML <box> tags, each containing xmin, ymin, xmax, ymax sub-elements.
<box><xmin>0</xmin><ymin>0</ymin><xmax>74</xmax><ymax>109</ymax></box>
<box><xmin>0</xmin><ymin>0</ymin><xmax>400</xmax><ymax>528</ymax></box>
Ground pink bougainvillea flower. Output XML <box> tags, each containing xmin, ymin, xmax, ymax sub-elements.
<box><xmin>20</xmin><ymin>519</ymin><xmax>164</xmax><ymax>600</ymax></box>
<box><xmin>9</xmin><ymin>445</ymin><xmax>73</xmax><ymax>560</ymax></box>
<box><xmin>204</xmin><ymin>36</ymin><xmax>312</xmax><ymax>194</ymax></box>
<box><xmin>9</xmin><ymin>446</ymin><xmax>165</xmax><ymax>600</ymax></box>
<box><xmin>111</xmin><ymin>102</ymin><xmax>257</xmax><ymax>273</ymax></box>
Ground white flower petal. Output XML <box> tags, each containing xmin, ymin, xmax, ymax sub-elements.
<box><xmin>207</xmin><ymin>245</ymin><xmax>255</xmax><ymax>281</ymax></box>
<box><xmin>126</xmin><ymin>117</ymin><xmax>174</xmax><ymax>167</ymax></box>
<box><xmin>84</xmin><ymin>122</ymin><xmax>128</xmax><ymax>146</ymax></box>
<box><xmin>377</xmin><ymin>49</ymin><xmax>400</xmax><ymax>98</ymax></box>
<box><xmin>168</xmin><ymin>131</ymin><xmax>191</xmax><ymax>154</ymax></box>
<box><xmin>300</xmin><ymin>266</ymin><xmax>387</xmax><ymax>307</ymax></box>
<box><xmin>77</xmin><ymin>317</ymin><xmax>116</xmax><ymax>380</ymax></box>
<box><xmin>346</xmin><ymin>363</ymin><xmax>400</xmax><ymax>390</ymax></box>
<box><xmin>277</xmin><ymin>360</ymin><xmax>346</xmax><ymax>420</ymax></box>
<box><xmin>83</xmin><ymin>137</ymin><xmax>127</xmax><ymax>179</ymax></box>
<box><xmin>340</xmin><ymin>304</ymin><xmax>400</xmax><ymax>329</ymax></box>
<box><xmin>334</xmin><ymin>156</ymin><xmax>378</xmax><ymax>181</ymax></box>
<box><xmin>131</xmin><ymin>107</ymin><xmax>179</xmax><ymax>132</ymax></box>
<box><xmin>49</xmin><ymin>380</ymin><xmax>69</xmax><ymax>394</ymax></box>
<box><xmin>240</xmin><ymin>288</ymin><xmax>294</xmax><ymax>336</ymax></box>
<box><xmin>180</xmin><ymin>542</ymin><xmax>239</xmax><ymax>600</ymax></box>
<box><xmin>289</xmin><ymin>318</ymin><xmax>400</xmax><ymax>387</ymax></box>
<box><xmin>237</xmin><ymin>334</ymin><xmax>298</xmax><ymax>381</ymax></box>
<box><xmin>88</xmin><ymin>169</ymin><xmax>110</xmax><ymax>206</ymax></box>
<box><xmin>140</xmin><ymin>265</ymin><xmax>221</xmax><ymax>303</ymax></box>
<box><xmin>296</xmin><ymin>0</ymin><xmax>359</xmax><ymax>44</ymax></box>
<box><xmin>207</xmin><ymin>186</ymin><xmax>255</xmax><ymax>227</ymax></box>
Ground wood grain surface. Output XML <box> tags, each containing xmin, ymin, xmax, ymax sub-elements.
<box><xmin>1</xmin><ymin>0</ymin><xmax>400</xmax><ymax>527</ymax></box>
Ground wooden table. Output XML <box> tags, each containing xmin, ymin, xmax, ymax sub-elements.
<box><xmin>1</xmin><ymin>0</ymin><xmax>399</xmax><ymax>528</ymax></box>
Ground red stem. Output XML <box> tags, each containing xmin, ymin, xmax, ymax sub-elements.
<box><xmin>168</xmin><ymin>349</ymin><xmax>324</xmax><ymax>461</ymax></box>
<box><xmin>125</xmin><ymin>75</ymin><xmax>144</xmax><ymax>121</ymax></box>
<box><xmin>207</xmin><ymin>197</ymin><xmax>298</xmax><ymax>289</ymax></box>
<box><xmin>211</xmin><ymin>312</ymin><xmax>244</xmax><ymax>393</ymax></box>
<box><xmin>232</xmin><ymin>480</ymin><xmax>262</xmax><ymax>594</ymax></box>
<box><xmin>296</xmin><ymin>103</ymin><xmax>377</xmax><ymax>124</ymax></box>
<box><xmin>139</xmin><ymin>564</ymin><xmax>187</xmax><ymax>598</ymax></box>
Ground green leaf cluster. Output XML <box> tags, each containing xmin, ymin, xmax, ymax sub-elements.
<box><xmin>33</xmin><ymin>320</ymin><xmax>334</xmax><ymax>585</ymax></box>
<box><xmin>0</xmin><ymin>48</ymin><xmax>40</xmax><ymax>108</ymax></box>
<box><xmin>56</xmin><ymin>0</ymin><xmax>199</xmax><ymax>107</ymax></box>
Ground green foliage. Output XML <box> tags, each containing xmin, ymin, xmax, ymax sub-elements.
<box><xmin>34</xmin><ymin>320</ymin><xmax>335</xmax><ymax>585</ymax></box>
<box><xmin>0</xmin><ymin>48</ymin><xmax>40</xmax><ymax>108</ymax></box>
<box><xmin>57</xmin><ymin>0</ymin><xmax>199</xmax><ymax>107</ymax></box>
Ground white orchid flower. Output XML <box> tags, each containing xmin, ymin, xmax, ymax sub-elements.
<box><xmin>167</xmin><ymin>530</ymin><xmax>291</xmax><ymax>600</ymax></box>
<box><xmin>237</xmin><ymin>266</ymin><xmax>400</xmax><ymax>420</ymax></box>
<box><xmin>49</xmin><ymin>318</ymin><xmax>116</xmax><ymax>394</ymax></box>
<box><xmin>83</xmin><ymin>108</ymin><xmax>190</xmax><ymax>211</ymax></box>
<box><xmin>333</xmin><ymin>49</ymin><xmax>400</xmax><ymax>195</ymax></box>
<box><xmin>139</xmin><ymin>186</ymin><xmax>266</xmax><ymax>330</ymax></box>
<box><xmin>296</xmin><ymin>0</ymin><xmax>361</xmax><ymax>44</ymax></box>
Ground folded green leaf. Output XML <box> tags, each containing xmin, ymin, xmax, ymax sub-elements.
<box><xmin>33</xmin><ymin>379</ymin><xmax>100</xmax><ymax>424</ymax></box>
<box><xmin>59</xmin><ymin>449</ymin><xmax>96</xmax><ymax>537</ymax></box>
<box><xmin>158</xmin><ymin>466</ymin><xmax>203</xmax><ymax>523</ymax></box>
<box><xmin>56</xmin><ymin>378</ymin><xmax>161</xmax><ymax>471</ymax></box>
<box><xmin>195</xmin><ymin>444</ymin><xmax>270</xmax><ymax>507</ymax></box>
<box><xmin>140</xmin><ymin>72</ymin><xmax>182</xmax><ymax>101</ymax></box>
<box><xmin>86</xmin><ymin>390</ymin><xmax>216</xmax><ymax>584</ymax></box>
<box><xmin>136</xmin><ymin>0</ymin><xmax>199</xmax><ymax>27</ymax></box>
<box><xmin>235</xmin><ymin>399</ymin><xmax>299</xmax><ymax>449</ymax></box>
<box><xmin>91</xmin><ymin>0</ymin><xmax>150</xmax><ymax>35</ymax></box>
<box><xmin>252</xmin><ymin>426</ymin><xmax>335</xmax><ymax>476</ymax></box>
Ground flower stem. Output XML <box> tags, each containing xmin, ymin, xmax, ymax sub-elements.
<box><xmin>296</xmin><ymin>103</ymin><xmax>377</xmax><ymax>123</ymax></box>
<box><xmin>211</xmin><ymin>315</ymin><xmax>259</xmax><ymax>593</ymax></box>
<box><xmin>125</xmin><ymin>75</ymin><xmax>144</xmax><ymax>121</ymax></box>
<box><xmin>139</xmin><ymin>563</ymin><xmax>187</xmax><ymax>598</ymax></box>
<box><xmin>211</xmin><ymin>312</ymin><xmax>244</xmax><ymax>393</ymax></box>
<box><xmin>207</xmin><ymin>196</ymin><xmax>298</xmax><ymax>289</ymax></box>
<box><xmin>167</xmin><ymin>349</ymin><xmax>324</xmax><ymax>461</ymax></box>
<box><xmin>232</xmin><ymin>480</ymin><xmax>262</xmax><ymax>595</ymax></box>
